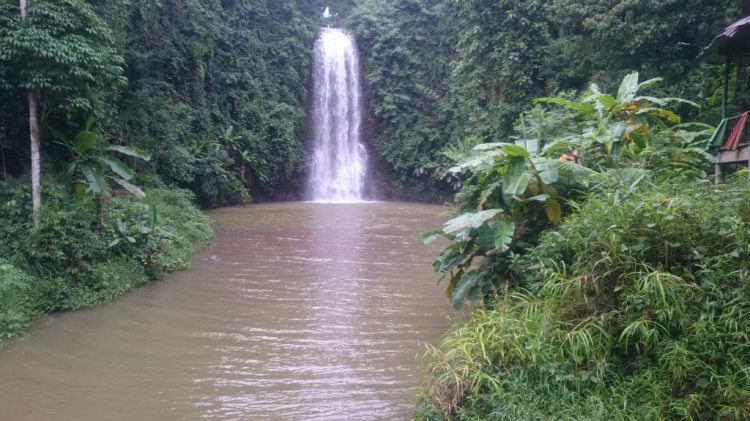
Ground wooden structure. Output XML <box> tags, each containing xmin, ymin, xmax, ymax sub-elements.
<box><xmin>698</xmin><ymin>16</ymin><xmax>750</xmax><ymax>183</ymax></box>
<box><xmin>708</xmin><ymin>113</ymin><xmax>750</xmax><ymax>183</ymax></box>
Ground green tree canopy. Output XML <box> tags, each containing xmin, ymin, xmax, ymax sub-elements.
<box><xmin>0</xmin><ymin>0</ymin><xmax>126</xmax><ymax>114</ymax></box>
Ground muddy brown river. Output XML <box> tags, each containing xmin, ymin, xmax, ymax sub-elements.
<box><xmin>0</xmin><ymin>202</ymin><xmax>452</xmax><ymax>421</ymax></box>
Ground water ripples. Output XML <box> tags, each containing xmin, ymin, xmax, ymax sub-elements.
<box><xmin>0</xmin><ymin>202</ymin><xmax>451</xmax><ymax>420</ymax></box>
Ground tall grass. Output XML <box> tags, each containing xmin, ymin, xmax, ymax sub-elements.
<box><xmin>417</xmin><ymin>177</ymin><xmax>750</xmax><ymax>420</ymax></box>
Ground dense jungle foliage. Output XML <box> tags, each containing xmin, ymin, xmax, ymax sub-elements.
<box><xmin>0</xmin><ymin>0</ymin><xmax>339</xmax><ymax>207</ymax></box>
<box><xmin>392</xmin><ymin>1</ymin><xmax>750</xmax><ymax>418</ymax></box>
<box><xmin>345</xmin><ymin>0</ymin><xmax>747</xmax><ymax>197</ymax></box>
<box><xmin>0</xmin><ymin>0</ymin><xmax>335</xmax><ymax>343</ymax></box>
<box><xmin>414</xmin><ymin>72</ymin><xmax>750</xmax><ymax>419</ymax></box>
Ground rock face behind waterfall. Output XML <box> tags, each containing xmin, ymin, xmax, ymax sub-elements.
<box><xmin>307</xmin><ymin>28</ymin><xmax>369</xmax><ymax>202</ymax></box>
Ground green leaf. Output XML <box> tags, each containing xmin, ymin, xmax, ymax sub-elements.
<box><xmin>434</xmin><ymin>244</ymin><xmax>464</xmax><ymax>273</ymax></box>
<box><xmin>74</xmin><ymin>131</ymin><xmax>98</xmax><ymax>153</ymax></box>
<box><xmin>135</xmin><ymin>173</ymin><xmax>153</xmax><ymax>182</ymax></box>
<box><xmin>526</xmin><ymin>194</ymin><xmax>550</xmax><ymax>202</ymax></box>
<box><xmin>473</xmin><ymin>142</ymin><xmax>511</xmax><ymax>151</ymax></box>
<box><xmin>637</xmin><ymin>77</ymin><xmax>663</xmax><ymax>91</ymax></box>
<box><xmin>112</xmin><ymin>178</ymin><xmax>145</xmax><ymax>199</ymax></box>
<box><xmin>451</xmin><ymin>270</ymin><xmax>481</xmax><ymax>309</ymax></box>
<box><xmin>609</xmin><ymin>122</ymin><xmax>627</xmax><ymax>141</ymax></box>
<box><xmin>449</xmin><ymin>154</ymin><xmax>493</xmax><ymax>173</ymax></box>
<box><xmin>51</xmin><ymin>129</ymin><xmax>71</xmax><ymax>150</ymax></box>
<box><xmin>149</xmin><ymin>205</ymin><xmax>157</xmax><ymax>230</ymax></box>
<box><xmin>74</xmin><ymin>183</ymin><xmax>88</xmax><ymax>198</ymax></box>
<box><xmin>503</xmin><ymin>173</ymin><xmax>531</xmax><ymax>201</ymax></box>
<box><xmin>501</xmin><ymin>144</ymin><xmax>530</xmax><ymax>158</ymax></box>
<box><xmin>610</xmin><ymin>142</ymin><xmax>624</xmax><ymax>164</ymax></box>
<box><xmin>443</xmin><ymin>210</ymin><xmax>502</xmax><ymax>234</ymax></box>
<box><xmin>420</xmin><ymin>230</ymin><xmax>444</xmax><ymax>245</ymax></box>
<box><xmin>99</xmin><ymin>155</ymin><xmax>134</xmax><ymax>180</ymax></box>
<box><xmin>663</xmin><ymin>97</ymin><xmax>700</xmax><ymax>108</ymax></box>
<box><xmin>515</xmin><ymin>138</ymin><xmax>539</xmax><ymax>157</ymax></box>
<box><xmin>533</xmin><ymin>158</ymin><xmax>559</xmax><ymax>184</ymax></box>
<box><xmin>534</xmin><ymin>97</ymin><xmax>592</xmax><ymax>113</ymax></box>
<box><xmin>629</xmin><ymin>132</ymin><xmax>648</xmax><ymax>149</ymax></box>
<box><xmin>507</xmin><ymin>156</ymin><xmax>527</xmax><ymax>176</ymax></box>
<box><xmin>107</xmin><ymin>145</ymin><xmax>151</xmax><ymax>161</ymax></box>
<box><xmin>617</xmin><ymin>72</ymin><xmax>639</xmax><ymax>103</ymax></box>
<box><xmin>117</xmin><ymin>218</ymin><xmax>127</xmax><ymax>235</ymax></box>
<box><xmin>84</xmin><ymin>112</ymin><xmax>95</xmax><ymax>131</ymax></box>
<box><xmin>671</xmin><ymin>122</ymin><xmax>714</xmax><ymax>131</ymax></box>
<box><xmin>65</xmin><ymin>163</ymin><xmax>76</xmax><ymax>179</ymax></box>
<box><xmin>544</xmin><ymin>198</ymin><xmax>563</xmax><ymax>222</ymax></box>
<box><xmin>637</xmin><ymin>108</ymin><xmax>680</xmax><ymax>124</ymax></box>
<box><xmin>494</xmin><ymin>221</ymin><xmax>515</xmax><ymax>253</ymax></box>
<box><xmin>477</xmin><ymin>222</ymin><xmax>494</xmax><ymax>253</ymax></box>
<box><xmin>81</xmin><ymin>165</ymin><xmax>106</xmax><ymax>194</ymax></box>
<box><xmin>542</xmin><ymin>139</ymin><xmax>576</xmax><ymax>156</ymax></box>
<box><xmin>595</xmin><ymin>94</ymin><xmax>619</xmax><ymax>112</ymax></box>
<box><xmin>479</xmin><ymin>181</ymin><xmax>502</xmax><ymax>206</ymax></box>
<box><xmin>632</xmin><ymin>96</ymin><xmax>667</xmax><ymax>106</ymax></box>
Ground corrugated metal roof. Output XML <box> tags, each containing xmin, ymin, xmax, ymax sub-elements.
<box><xmin>697</xmin><ymin>15</ymin><xmax>750</xmax><ymax>65</ymax></box>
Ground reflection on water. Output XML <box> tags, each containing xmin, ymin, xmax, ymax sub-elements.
<box><xmin>0</xmin><ymin>202</ymin><xmax>451</xmax><ymax>421</ymax></box>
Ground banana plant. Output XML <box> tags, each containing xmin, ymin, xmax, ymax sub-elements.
<box><xmin>422</xmin><ymin>109</ymin><xmax>595</xmax><ymax>309</ymax></box>
<box><xmin>220</xmin><ymin>125</ymin><xmax>242</xmax><ymax>158</ymax></box>
<box><xmin>239</xmin><ymin>149</ymin><xmax>269</xmax><ymax>184</ymax></box>
<box><xmin>535</xmin><ymin>72</ymin><xmax>699</xmax><ymax>166</ymax></box>
<box><xmin>54</xmin><ymin>114</ymin><xmax>150</xmax><ymax>229</ymax></box>
<box><xmin>55</xmin><ymin>115</ymin><xmax>150</xmax><ymax>198</ymax></box>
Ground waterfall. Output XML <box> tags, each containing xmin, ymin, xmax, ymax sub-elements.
<box><xmin>307</xmin><ymin>28</ymin><xmax>369</xmax><ymax>202</ymax></box>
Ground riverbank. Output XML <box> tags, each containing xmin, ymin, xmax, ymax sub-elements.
<box><xmin>0</xmin><ymin>201</ymin><xmax>450</xmax><ymax>420</ymax></box>
<box><xmin>414</xmin><ymin>177</ymin><xmax>750</xmax><ymax>420</ymax></box>
<box><xmin>0</xmin><ymin>182</ymin><xmax>214</xmax><ymax>345</ymax></box>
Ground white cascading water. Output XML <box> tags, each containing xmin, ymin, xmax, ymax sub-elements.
<box><xmin>307</xmin><ymin>27</ymin><xmax>369</xmax><ymax>202</ymax></box>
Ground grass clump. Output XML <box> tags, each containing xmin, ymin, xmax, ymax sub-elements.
<box><xmin>416</xmin><ymin>177</ymin><xmax>750</xmax><ymax>420</ymax></box>
<box><xmin>0</xmin><ymin>182</ymin><xmax>213</xmax><ymax>343</ymax></box>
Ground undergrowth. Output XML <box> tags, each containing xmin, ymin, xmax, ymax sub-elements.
<box><xmin>0</xmin><ymin>182</ymin><xmax>213</xmax><ymax>344</ymax></box>
<box><xmin>416</xmin><ymin>176</ymin><xmax>750</xmax><ymax>420</ymax></box>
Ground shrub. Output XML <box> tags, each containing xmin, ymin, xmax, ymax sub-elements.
<box><xmin>0</xmin><ymin>182</ymin><xmax>213</xmax><ymax>344</ymax></box>
<box><xmin>417</xmin><ymin>176</ymin><xmax>750</xmax><ymax>420</ymax></box>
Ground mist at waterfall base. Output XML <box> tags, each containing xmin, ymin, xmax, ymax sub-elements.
<box><xmin>306</xmin><ymin>28</ymin><xmax>372</xmax><ymax>203</ymax></box>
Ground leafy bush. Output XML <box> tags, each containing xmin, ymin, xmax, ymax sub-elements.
<box><xmin>423</xmin><ymin>73</ymin><xmax>716</xmax><ymax>310</ymax></box>
<box><xmin>0</xmin><ymin>182</ymin><xmax>213</xmax><ymax>344</ymax></box>
<box><xmin>417</xmin><ymin>176</ymin><xmax>750</xmax><ymax>420</ymax></box>
<box><xmin>346</xmin><ymin>0</ymin><xmax>463</xmax><ymax>196</ymax></box>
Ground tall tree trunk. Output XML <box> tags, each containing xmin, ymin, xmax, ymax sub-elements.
<box><xmin>28</xmin><ymin>91</ymin><xmax>41</xmax><ymax>227</ymax></box>
<box><xmin>20</xmin><ymin>0</ymin><xmax>41</xmax><ymax>226</ymax></box>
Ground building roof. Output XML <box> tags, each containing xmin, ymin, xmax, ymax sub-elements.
<box><xmin>697</xmin><ymin>15</ymin><xmax>750</xmax><ymax>65</ymax></box>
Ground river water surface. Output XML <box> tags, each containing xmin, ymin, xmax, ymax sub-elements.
<box><xmin>0</xmin><ymin>202</ymin><xmax>451</xmax><ymax>421</ymax></box>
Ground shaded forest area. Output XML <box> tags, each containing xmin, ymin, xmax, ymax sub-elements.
<box><xmin>347</xmin><ymin>0</ymin><xmax>748</xmax><ymax>197</ymax></box>
<box><xmin>1</xmin><ymin>0</ymin><xmax>338</xmax><ymax>208</ymax></box>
